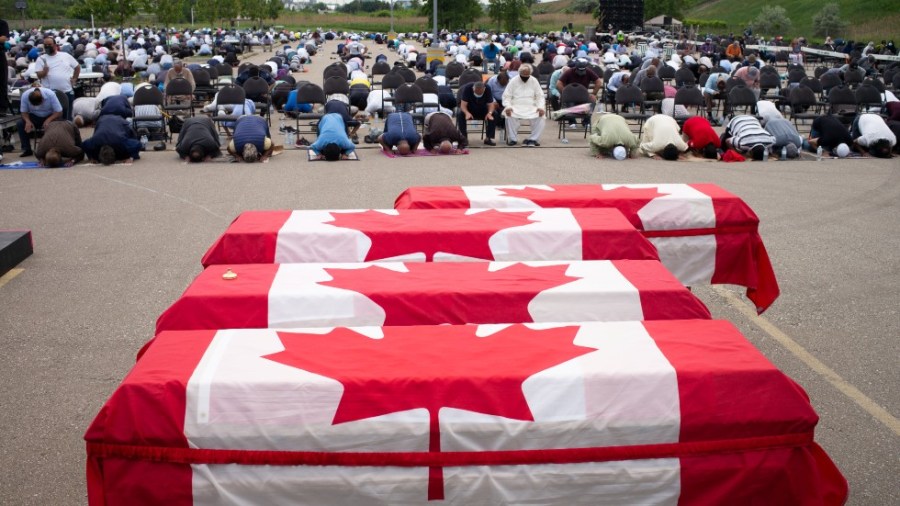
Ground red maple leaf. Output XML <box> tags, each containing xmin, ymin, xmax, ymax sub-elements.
<box><xmin>264</xmin><ymin>325</ymin><xmax>593</xmax><ymax>501</ymax></box>
<box><xmin>327</xmin><ymin>209</ymin><xmax>537</xmax><ymax>261</ymax></box>
<box><xmin>320</xmin><ymin>263</ymin><xmax>577</xmax><ymax>326</ymax></box>
<box><xmin>500</xmin><ymin>185</ymin><xmax>669</xmax><ymax>229</ymax></box>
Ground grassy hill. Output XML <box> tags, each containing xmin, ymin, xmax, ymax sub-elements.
<box><xmin>685</xmin><ymin>0</ymin><xmax>898</xmax><ymax>42</ymax></box>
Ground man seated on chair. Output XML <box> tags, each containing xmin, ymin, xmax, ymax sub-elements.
<box><xmin>701</xmin><ymin>72</ymin><xmax>728</xmax><ymax>119</ymax></box>
<box><xmin>228</xmin><ymin>115</ymin><xmax>273</xmax><ymax>163</ymax></box>
<box><xmin>681</xmin><ymin>116</ymin><xmax>721</xmax><ymax>159</ymax></box>
<box><xmin>82</xmin><ymin>114</ymin><xmax>142</xmax><ymax>165</ymax></box>
<box><xmin>163</xmin><ymin>59</ymin><xmax>196</xmax><ymax>92</ymax></box>
<box><xmin>378</xmin><ymin>111</ymin><xmax>420</xmax><ymax>155</ymax></box>
<box><xmin>852</xmin><ymin>113</ymin><xmax>896</xmax><ymax>158</ymax></box>
<box><xmin>556</xmin><ymin>59</ymin><xmax>602</xmax><ymax>103</ymax></box>
<box><xmin>721</xmin><ymin>115</ymin><xmax>776</xmax><ymax>161</ymax></box>
<box><xmin>35</xmin><ymin>120</ymin><xmax>83</xmax><ymax>167</ymax></box>
<box><xmin>501</xmin><ymin>63</ymin><xmax>545</xmax><ymax>147</ymax></box>
<box><xmin>309</xmin><ymin>113</ymin><xmax>356</xmax><ymax>161</ymax></box>
<box><xmin>639</xmin><ymin>114</ymin><xmax>688</xmax><ymax>160</ymax></box>
<box><xmin>457</xmin><ymin>81</ymin><xmax>497</xmax><ymax>146</ymax></box>
<box><xmin>17</xmin><ymin>86</ymin><xmax>63</xmax><ymax>157</ymax></box>
<box><xmin>589</xmin><ymin>113</ymin><xmax>638</xmax><ymax>159</ymax></box>
<box><xmin>732</xmin><ymin>65</ymin><xmax>761</xmax><ymax>99</ymax></box>
<box><xmin>176</xmin><ymin>116</ymin><xmax>222</xmax><ymax>163</ymax></box>
<box><xmin>422</xmin><ymin>111</ymin><xmax>467</xmax><ymax>153</ymax></box>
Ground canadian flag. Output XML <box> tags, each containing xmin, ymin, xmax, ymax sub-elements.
<box><xmin>155</xmin><ymin>260</ymin><xmax>711</xmax><ymax>333</ymax></box>
<box><xmin>393</xmin><ymin>184</ymin><xmax>779</xmax><ymax>313</ymax></box>
<box><xmin>200</xmin><ymin>208</ymin><xmax>659</xmax><ymax>267</ymax></box>
<box><xmin>86</xmin><ymin>321</ymin><xmax>846</xmax><ymax>505</ymax></box>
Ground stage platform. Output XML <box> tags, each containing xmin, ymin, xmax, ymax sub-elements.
<box><xmin>0</xmin><ymin>230</ymin><xmax>33</xmax><ymax>277</ymax></box>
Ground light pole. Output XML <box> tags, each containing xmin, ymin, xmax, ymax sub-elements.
<box><xmin>432</xmin><ymin>0</ymin><xmax>437</xmax><ymax>46</ymax></box>
<box><xmin>389</xmin><ymin>0</ymin><xmax>394</xmax><ymax>33</ymax></box>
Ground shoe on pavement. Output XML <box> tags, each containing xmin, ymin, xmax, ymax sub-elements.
<box><xmin>506</xmin><ymin>140</ymin><xmax>517</xmax><ymax>146</ymax></box>
<box><xmin>20</xmin><ymin>150</ymin><xmax>33</xmax><ymax>157</ymax></box>
<box><xmin>532</xmin><ymin>140</ymin><xmax>541</xmax><ymax>147</ymax></box>
<box><xmin>484</xmin><ymin>138</ymin><xmax>495</xmax><ymax>146</ymax></box>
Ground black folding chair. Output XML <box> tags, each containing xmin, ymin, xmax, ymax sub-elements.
<box><xmin>556</xmin><ymin>83</ymin><xmax>594</xmax><ymax>140</ymax></box>
<box><xmin>210</xmin><ymin>84</ymin><xmax>247</xmax><ymax>134</ymax></box>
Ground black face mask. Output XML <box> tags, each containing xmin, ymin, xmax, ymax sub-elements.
<box><xmin>520</xmin><ymin>75</ymin><xmax>530</xmax><ymax>82</ymax></box>
<box><xmin>46</xmin><ymin>46</ymin><xmax>57</xmax><ymax>55</ymax></box>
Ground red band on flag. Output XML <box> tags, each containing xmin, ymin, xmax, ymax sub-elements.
<box><xmin>87</xmin><ymin>432</ymin><xmax>814</xmax><ymax>468</ymax></box>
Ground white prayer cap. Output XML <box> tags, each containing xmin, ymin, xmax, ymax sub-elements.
<box><xmin>835</xmin><ymin>143</ymin><xmax>850</xmax><ymax>158</ymax></box>
<box><xmin>613</xmin><ymin>146</ymin><xmax>627</xmax><ymax>160</ymax></box>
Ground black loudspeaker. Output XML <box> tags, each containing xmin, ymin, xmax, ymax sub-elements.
<box><xmin>598</xmin><ymin>0</ymin><xmax>645</xmax><ymax>31</ymax></box>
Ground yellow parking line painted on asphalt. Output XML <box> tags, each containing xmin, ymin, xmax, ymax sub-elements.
<box><xmin>0</xmin><ymin>268</ymin><xmax>24</xmax><ymax>289</ymax></box>
<box><xmin>713</xmin><ymin>286</ymin><xmax>900</xmax><ymax>437</ymax></box>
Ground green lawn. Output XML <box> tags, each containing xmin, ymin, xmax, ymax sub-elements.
<box><xmin>685</xmin><ymin>0</ymin><xmax>899</xmax><ymax>42</ymax></box>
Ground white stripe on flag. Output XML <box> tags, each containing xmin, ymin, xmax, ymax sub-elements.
<box><xmin>191</xmin><ymin>330</ymin><xmax>235</xmax><ymax>426</ymax></box>
<box><xmin>648</xmin><ymin>235</ymin><xmax>717</xmax><ymax>286</ymax></box>
<box><xmin>275</xmin><ymin>210</ymin><xmax>378</xmax><ymax>263</ymax></box>
<box><xmin>528</xmin><ymin>261</ymin><xmax>644</xmax><ymax>322</ymax></box>
<box><xmin>462</xmin><ymin>184</ymin><xmax>551</xmax><ymax>208</ymax></box>
<box><xmin>268</xmin><ymin>264</ymin><xmax>389</xmax><ymax>328</ymax></box>
<box><xmin>601</xmin><ymin>184</ymin><xmax>716</xmax><ymax>231</ymax></box>
<box><xmin>489</xmin><ymin>208</ymin><xmax>583</xmax><ymax>261</ymax></box>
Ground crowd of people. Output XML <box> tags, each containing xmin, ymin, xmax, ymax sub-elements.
<box><xmin>1</xmin><ymin>18</ymin><xmax>897</xmax><ymax>167</ymax></box>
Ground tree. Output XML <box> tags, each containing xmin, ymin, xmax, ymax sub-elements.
<box><xmin>488</xmin><ymin>0</ymin><xmax>530</xmax><ymax>33</ymax></box>
<box><xmin>420</xmin><ymin>0</ymin><xmax>481</xmax><ymax>31</ymax></box>
<box><xmin>751</xmin><ymin>5</ymin><xmax>792</xmax><ymax>37</ymax></box>
<box><xmin>812</xmin><ymin>3</ymin><xmax>847</xmax><ymax>38</ymax></box>
<box><xmin>143</xmin><ymin>0</ymin><xmax>186</xmax><ymax>27</ymax></box>
<box><xmin>643</xmin><ymin>0</ymin><xmax>685</xmax><ymax>20</ymax></box>
<box><xmin>67</xmin><ymin>0</ymin><xmax>139</xmax><ymax>26</ymax></box>
<box><xmin>263</xmin><ymin>0</ymin><xmax>282</xmax><ymax>22</ymax></box>
<box><xmin>196</xmin><ymin>0</ymin><xmax>238</xmax><ymax>24</ymax></box>
<box><xmin>338</xmin><ymin>0</ymin><xmax>391</xmax><ymax>14</ymax></box>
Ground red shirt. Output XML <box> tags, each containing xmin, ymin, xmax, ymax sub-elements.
<box><xmin>683</xmin><ymin>117</ymin><xmax>721</xmax><ymax>150</ymax></box>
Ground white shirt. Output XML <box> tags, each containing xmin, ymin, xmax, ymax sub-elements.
<box><xmin>756</xmin><ymin>100</ymin><xmax>783</xmax><ymax>124</ymax></box>
<box><xmin>855</xmin><ymin>114</ymin><xmax>897</xmax><ymax>147</ymax></box>
<box><xmin>640</xmin><ymin>114</ymin><xmax>688</xmax><ymax>155</ymax></box>
<box><xmin>36</xmin><ymin>52</ymin><xmax>79</xmax><ymax>93</ymax></box>
<box><xmin>502</xmin><ymin>75</ymin><xmax>545</xmax><ymax>119</ymax></box>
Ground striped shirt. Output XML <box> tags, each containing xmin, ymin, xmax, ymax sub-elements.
<box><xmin>725</xmin><ymin>115</ymin><xmax>775</xmax><ymax>152</ymax></box>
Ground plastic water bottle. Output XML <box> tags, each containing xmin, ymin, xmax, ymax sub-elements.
<box><xmin>286</xmin><ymin>131</ymin><xmax>295</xmax><ymax>148</ymax></box>
<box><xmin>780</xmin><ymin>146</ymin><xmax>787</xmax><ymax>161</ymax></box>
<box><xmin>816</xmin><ymin>146</ymin><xmax>823</xmax><ymax>161</ymax></box>
<box><xmin>762</xmin><ymin>148</ymin><xmax>768</xmax><ymax>162</ymax></box>
<box><xmin>140</xmin><ymin>135</ymin><xmax>148</xmax><ymax>150</ymax></box>
<box><xmin>279</xmin><ymin>116</ymin><xmax>285</xmax><ymax>132</ymax></box>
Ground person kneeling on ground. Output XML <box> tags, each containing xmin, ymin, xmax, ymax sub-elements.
<box><xmin>808</xmin><ymin>114</ymin><xmax>853</xmax><ymax>156</ymax></box>
<box><xmin>852</xmin><ymin>113</ymin><xmax>896</xmax><ymax>158</ymax></box>
<box><xmin>379</xmin><ymin>111</ymin><xmax>421</xmax><ymax>155</ymax></box>
<box><xmin>309</xmin><ymin>113</ymin><xmax>356</xmax><ymax>161</ymax></box>
<box><xmin>422</xmin><ymin>111</ymin><xmax>466</xmax><ymax>153</ymax></box>
<box><xmin>228</xmin><ymin>115</ymin><xmax>273</xmax><ymax>163</ymax></box>
<box><xmin>721</xmin><ymin>115</ymin><xmax>776</xmax><ymax>161</ymax></box>
<box><xmin>82</xmin><ymin>114</ymin><xmax>142</xmax><ymax>165</ymax></box>
<box><xmin>176</xmin><ymin>116</ymin><xmax>222</xmax><ymax>163</ymax></box>
<box><xmin>589</xmin><ymin>113</ymin><xmax>638</xmax><ymax>159</ymax></box>
<box><xmin>681</xmin><ymin>116</ymin><xmax>721</xmax><ymax>159</ymax></box>
<box><xmin>35</xmin><ymin>121</ymin><xmax>84</xmax><ymax>167</ymax></box>
<box><xmin>639</xmin><ymin>114</ymin><xmax>688</xmax><ymax>160</ymax></box>
<box><xmin>764</xmin><ymin>116</ymin><xmax>803</xmax><ymax>159</ymax></box>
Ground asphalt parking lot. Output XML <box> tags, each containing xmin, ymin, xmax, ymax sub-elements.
<box><xmin>0</xmin><ymin>41</ymin><xmax>897</xmax><ymax>505</ymax></box>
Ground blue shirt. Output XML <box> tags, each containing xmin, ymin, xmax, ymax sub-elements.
<box><xmin>381</xmin><ymin>112</ymin><xmax>420</xmax><ymax>147</ymax></box>
<box><xmin>486</xmin><ymin>76</ymin><xmax>507</xmax><ymax>105</ymax></box>
<box><xmin>99</xmin><ymin>95</ymin><xmax>132</xmax><ymax>119</ymax></box>
<box><xmin>20</xmin><ymin>88</ymin><xmax>63</xmax><ymax>117</ymax></box>
<box><xmin>284</xmin><ymin>90</ymin><xmax>313</xmax><ymax>113</ymax></box>
<box><xmin>310</xmin><ymin>113</ymin><xmax>356</xmax><ymax>154</ymax></box>
<box><xmin>482</xmin><ymin>43</ymin><xmax>499</xmax><ymax>59</ymax></box>
<box><xmin>232</xmin><ymin>115</ymin><xmax>270</xmax><ymax>153</ymax></box>
<box><xmin>82</xmin><ymin>115</ymin><xmax>141</xmax><ymax>161</ymax></box>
